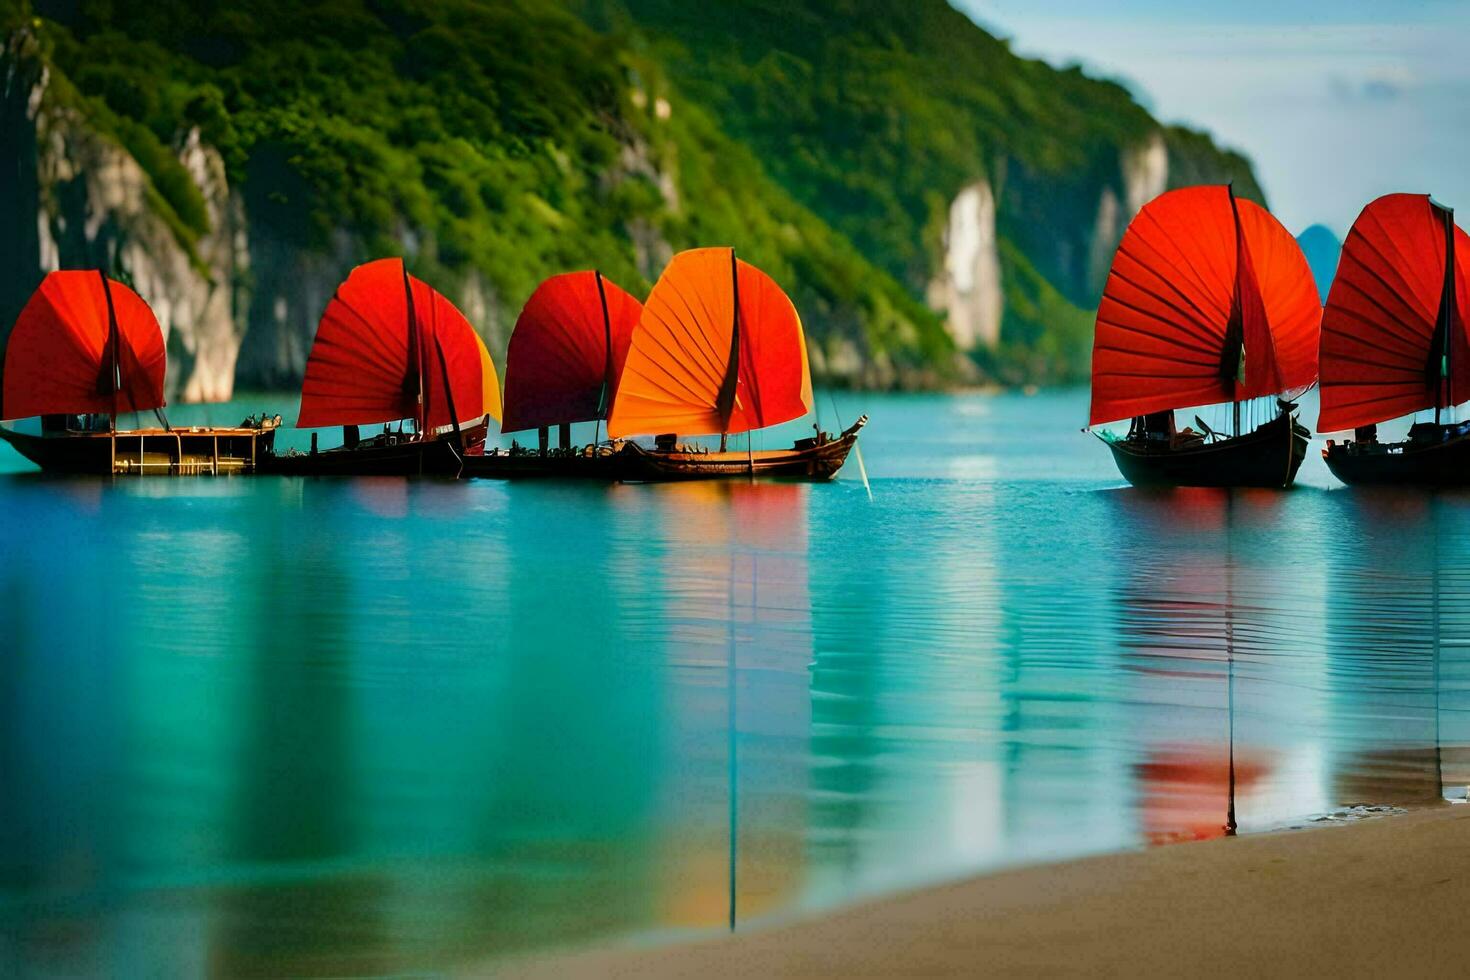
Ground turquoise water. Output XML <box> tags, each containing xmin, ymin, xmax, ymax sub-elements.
<box><xmin>2</xmin><ymin>389</ymin><xmax>1468</xmax><ymax>977</ymax></box>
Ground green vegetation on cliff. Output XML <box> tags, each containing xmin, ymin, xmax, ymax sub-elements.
<box><xmin>7</xmin><ymin>0</ymin><xmax>948</xmax><ymax>383</ymax></box>
<box><xmin>4</xmin><ymin>0</ymin><xmax>1265</xmax><ymax>388</ymax></box>
<box><xmin>579</xmin><ymin>0</ymin><xmax>1265</xmax><ymax>380</ymax></box>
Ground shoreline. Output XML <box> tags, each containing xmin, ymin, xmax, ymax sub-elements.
<box><xmin>495</xmin><ymin>804</ymin><xmax>1470</xmax><ymax>978</ymax></box>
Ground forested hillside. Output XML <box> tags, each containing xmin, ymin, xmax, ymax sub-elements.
<box><xmin>0</xmin><ymin>0</ymin><xmax>1265</xmax><ymax>398</ymax></box>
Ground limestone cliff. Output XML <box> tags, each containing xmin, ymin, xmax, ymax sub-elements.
<box><xmin>2</xmin><ymin>0</ymin><xmax>1273</xmax><ymax>396</ymax></box>
<box><xmin>930</xmin><ymin>132</ymin><xmax>1173</xmax><ymax>355</ymax></box>
<box><xmin>1087</xmin><ymin>133</ymin><xmax>1169</xmax><ymax>299</ymax></box>
<box><xmin>1</xmin><ymin>29</ymin><xmax>540</xmax><ymax>401</ymax></box>
<box><xmin>1</xmin><ymin>30</ymin><xmax>246</xmax><ymax>402</ymax></box>
<box><xmin>928</xmin><ymin>180</ymin><xmax>1003</xmax><ymax>351</ymax></box>
<box><xmin>0</xmin><ymin>13</ymin><xmax>715</xmax><ymax>402</ymax></box>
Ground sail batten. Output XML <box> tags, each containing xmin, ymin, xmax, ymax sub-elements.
<box><xmin>297</xmin><ymin>258</ymin><xmax>499</xmax><ymax>430</ymax></box>
<box><xmin>1089</xmin><ymin>186</ymin><xmax>1320</xmax><ymax>426</ymax></box>
<box><xmin>607</xmin><ymin>248</ymin><xmax>811</xmax><ymax>439</ymax></box>
<box><xmin>1101</xmin><ymin>268</ymin><xmax>1223</xmax><ymax>332</ymax></box>
<box><xmin>1318</xmin><ymin>194</ymin><xmax>1470</xmax><ymax>432</ymax></box>
<box><xmin>500</xmin><ymin>271</ymin><xmax>640</xmax><ymax>433</ymax></box>
<box><xmin>2</xmin><ymin>270</ymin><xmax>167</xmax><ymax>422</ymax></box>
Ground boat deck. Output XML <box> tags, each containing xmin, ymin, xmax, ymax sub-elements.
<box><xmin>1099</xmin><ymin>411</ymin><xmax>1309</xmax><ymax>489</ymax></box>
<box><xmin>616</xmin><ymin>417</ymin><xmax>866</xmax><ymax>482</ymax></box>
<box><xmin>0</xmin><ymin>424</ymin><xmax>279</xmax><ymax>475</ymax></box>
<box><xmin>1324</xmin><ymin>425</ymin><xmax>1470</xmax><ymax>486</ymax></box>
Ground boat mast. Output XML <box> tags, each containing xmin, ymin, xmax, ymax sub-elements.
<box><xmin>401</xmin><ymin>261</ymin><xmax>426</xmax><ymax>435</ymax></box>
<box><xmin>408</xmin><ymin>264</ymin><xmax>465</xmax><ymax>452</ymax></box>
<box><xmin>98</xmin><ymin>270</ymin><xmax>122</xmax><ymax>430</ymax></box>
<box><xmin>595</xmin><ymin>270</ymin><xmax>613</xmax><ymax>445</ymax></box>
<box><xmin>431</xmin><ymin>317</ymin><xmax>464</xmax><ymax>450</ymax></box>
<box><xmin>1224</xmin><ymin>184</ymin><xmax>1246</xmax><ymax>438</ymax></box>
<box><xmin>1432</xmin><ymin>204</ymin><xmax>1455</xmax><ymax>425</ymax></box>
<box><xmin>715</xmin><ymin>248</ymin><xmax>742</xmax><ymax>452</ymax></box>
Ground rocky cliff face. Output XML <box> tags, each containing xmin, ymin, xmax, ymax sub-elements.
<box><xmin>929</xmin><ymin>132</ymin><xmax>1171</xmax><ymax>353</ymax></box>
<box><xmin>1</xmin><ymin>30</ymin><xmax>248</xmax><ymax>403</ymax></box>
<box><xmin>232</xmin><ymin>215</ymin><xmax>518</xmax><ymax>395</ymax></box>
<box><xmin>1086</xmin><ymin>133</ymin><xmax>1169</xmax><ymax>300</ymax></box>
<box><xmin>928</xmin><ymin>179</ymin><xmax>1003</xmax><ymax>351</ymax></box>
<box><xmin>2</xmin><ymin>23</ymin><xmax>687</xmax><ymax>404</ymax></box>
<box><xmin>1</xmin><ymin>29</ymin><xmax>47</xmax><ymax>369</ymax></box>
<box><xmin>4</xmin><ymin>29</ymin><xmax>402</xmax><ymax>403</ymax></box>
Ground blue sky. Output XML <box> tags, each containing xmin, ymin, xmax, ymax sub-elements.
<box><xmin>956</xmin><ymin>1</ymin><xmax>1470</xmax><ymax>237</ymax></box>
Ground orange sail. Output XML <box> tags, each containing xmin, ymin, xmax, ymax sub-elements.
<box><xmin>500</xmin><ymin>271</ymin><xmax>641</xmax><ymax>433</ymax></box>
<box><xmin>1317</xmin><ymin>194</ymin><xmax>1470</xmax><ymax>433</ymax></box>
<box><xmin>1089</xmin><ymin>186</ymin><xmax>1320</xmax><ymax>426</ymax></box>
<box><xmin>297</xmin><ymin>258</ymin><xmax>500</xmax><ymax>430</ymax></box>
<box><xmin>2</xmin><ymin>270</ymin><xmax>166</xmax><ymax>421</ymax></box>
<box><xmin>607</xmin><ymin>248</ymin><xmax>812</xmax><ymax>438</ymax></box>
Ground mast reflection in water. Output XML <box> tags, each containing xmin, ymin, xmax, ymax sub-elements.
<box><xmin>1</xmin><ymin>390</ymin><xmax>1469</xmax><ymax>976</ymax></box>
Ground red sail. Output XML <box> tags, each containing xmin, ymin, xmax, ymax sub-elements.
<box><xmin>412</xmin><ymin>275</ymin><xmax>501</xmax><ymax>431</ymax></box>
<box><xmin>1317</xmin><ymin>194</ymin><xmax>1470</xmax><ymax>432</ymax></box>
<box><xmin>732</xmin><ymin>257</ymin><xmax>814</xmax><ymax>434</ymax></box>
<box><xmin>500</xmin><ymin>271</ymin><xmax>641</xmax><ymax>433</ymax></box>
<box><xmin>607</xmin><ymin>248</ymin><xmax>813</xmax><ymax>438</ymax></box>
<box><xmin>2</xmin><ymin>270</ymin><xmax>166</xmax><ymax>421</ymax></box>
<box><xmin>1089</xmin><ymin>186</ymin><xmax>1320</xmax><ymax>426</ymax></box>
<box><xmin>297</xmin><ymin>259</ymin><xmax>499</xmax><ymax>430</ymax></box>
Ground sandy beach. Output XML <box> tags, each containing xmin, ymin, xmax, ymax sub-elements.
<box><xmin>497</xmin><ymin>805</ymin><xmax>1470</xmax><ymax>978</ymax></box>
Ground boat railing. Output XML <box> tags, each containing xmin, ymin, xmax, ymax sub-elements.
<box><xmin>106</xmin><ymin>427</ymin><xmax>269</xmax><ymax>475</ymax></box>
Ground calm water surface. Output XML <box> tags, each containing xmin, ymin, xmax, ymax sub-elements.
<box><xmin>2</xmin><ymin>390</ymin><xmax>1468</xmax><ymax>977</ymax></box>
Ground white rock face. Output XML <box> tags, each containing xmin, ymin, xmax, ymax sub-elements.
<box><xmin>454</xmin><ymin>270</ymin><xmax>504</xmax><ymax>357</ymax></box>
<box><xmin>1088</xmin><ymin>132</ymin><xmax>1169</xmax><ymax>293</ymax></box>
<box><xmin>930</xmin><ymin>180</ymin><xmax>1002</xmax><ymax>350</ymax></box>
<box><xmin>1124</xmin><ymin>133</ymin><xmax>1169</xmax><ymax>216</ymax></box>
<box><xmin>6</xmin><ymin>29</ymin><xmax>502</xmax><ymax>404</ymax></box>
<box><xmin>617</xmin><ymin>137</ymin><xmax>677</xmax><ymax>282</ymax></box>
<box><xmin>12</xmin><ymin>31</ymin><xmax>251</xmax><ymax>406</ymax></box>
<box><xmin>172</xmin><ymin>128</ymin><xmax>247</xmax><ymax>403</ymax></box>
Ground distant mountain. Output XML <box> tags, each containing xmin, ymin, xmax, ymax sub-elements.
<box><xmin>1296</xmin><ymin>224</ymin><xmax>1341</xmax><ymax>303</ymax></box>
<box><xmin>2</xmin><ymin>0</ymin><xmax>1265</xmax><ymax>399</ymax></box>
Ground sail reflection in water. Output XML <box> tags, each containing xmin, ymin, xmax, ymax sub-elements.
<box><xmin>5</xmin><ymin>392</ymin><xmax>1470</xmax><ymax>976</ymax></box>
<box><xmin>630</xmin><ymin>482</ymin><xmax>813</xmax><ymax>930</ymax></box>
<box><xmin>1105</xmin><ymin>489</ymin><xmax>1323</xmax><ymax>842</ymax></box>
<box><xmin>1323</xmin><ymin>494</ymin><xmax>1470</xmax><ymax>801</ymax></box>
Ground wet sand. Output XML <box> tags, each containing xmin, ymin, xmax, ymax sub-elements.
<box><xmin>496</xmin><ymin>805</ymin><xmax>1470</xmax><ymax>978</ymax></box>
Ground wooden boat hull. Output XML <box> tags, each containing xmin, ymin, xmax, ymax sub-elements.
<box><xmin>0</xmin><ymin>425</ymin><xmax>276</xmax><ymax>475</ymax></box>
<box><xmin>1324</xmin><ymin>429</ymin><xmax>1470</xmax><ymax>486</ymax></box>
<box><xmin>260</xmin><ymin>420</ymin><xmax>490</xmax><ymax>477</ymax></box>
<box><xmin>1102</xmin><ymin>411</ymin><xmax>1308</xmax><ymax>489</ymax></box>
<box><xmin>260</xmin><ymin>436</ymin><xmax>468</xmax><ymax>477</ymax></box>
<box><xmin>616</xmin><ymin>417</ymin><xmax>866</xmax><ymax>482</ymax></box>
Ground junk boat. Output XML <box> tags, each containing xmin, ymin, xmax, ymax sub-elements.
<box><xmin>262</xmin><ymin>258</ymin><xmax>501</xmax><ymax>476</ymax></box>
<box><xmin>464</xmin><ymin>270</ymin><xmax>640</xmax><ymax>479</ymax></box>
<box><xmin>614</xmin><ymin>419</ymin><xmax>866</xmax><ymax>480</ymax></box>
<box><xmin>1318</xmin><ymin>194</ymin><xmax>1470</xmax><ymax>486</ymax></box>
<box><xmin>607</xmin><ymin>247</ymin><xmax>864</xmax><ymax>482</ymax></box>
<box><xmin>1088</xmin><ymin>185</ymin><xmax>1321</xmax><ymax>488</ymax></box>
<box><xmin>0</xmin><ymin>270</ymin><xmax>277</xmax><ymax>474</ymax></box>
